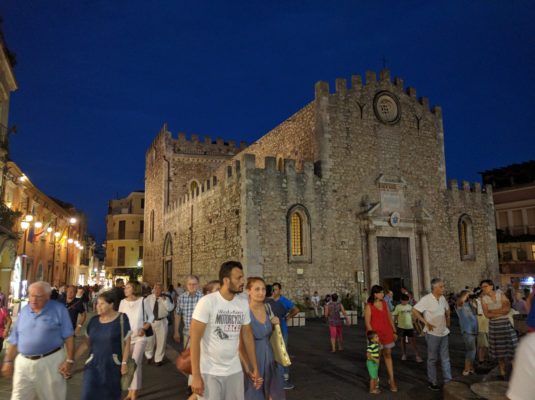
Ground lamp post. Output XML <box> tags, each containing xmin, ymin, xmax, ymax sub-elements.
<box><xmin>65</xmin><ymin>217</ymin><xmax>77</xmax><ymax>284</ymax></box>
<box><xmin>50</xmin><ymin>230</ymin><xmax>60</xmax><ymax>285</ymax></box>
<box><xmin>18</xmin><ymin>214</ymin><xmax>42</xmax><ymax>298</ymax></box>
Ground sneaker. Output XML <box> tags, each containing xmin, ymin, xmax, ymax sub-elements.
<box><xmin>462</xmin><ymin>370</ymin><xmax>470</xmax><ymax>376</ymax></box>
<box><xmin>428</xmin><ymin>384</ymin><xmax>441</xmax><ymax>391</ymax></box>
<box><xmin>284</xmin><ymin>381</ymin><xmax>295</xmax><ymax>390</ymax></box>
<box><xmin>401</xmin><ymin>354</ymin><xmax>407</xmax><ymax>361</ymax></box>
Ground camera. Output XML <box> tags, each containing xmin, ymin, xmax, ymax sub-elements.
<box><xmin>468</xmin><ymin>287</ymin><xmax>482</xmax><ymax>299</ymax></box>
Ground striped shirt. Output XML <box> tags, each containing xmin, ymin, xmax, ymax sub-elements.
<box><xmin>367</xmin><ymin>343</ymin><xmax>380</xmax><ymax>361</ymax></box>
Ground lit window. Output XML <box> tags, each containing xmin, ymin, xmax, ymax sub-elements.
<box><xmin>291</xmin><ymin>213</ymin><xmax>302</xmax><ymax>256</ymax></box>
<box><xmin>287</xmin><ymin>205</ymin><xmax>311</xmax><ymax>263</ymax></box>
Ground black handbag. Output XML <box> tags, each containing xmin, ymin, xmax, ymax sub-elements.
<box><xmin>142</xmin><ymin>298</ymin><xmax>154</xmax><ymax>337</ymax></box>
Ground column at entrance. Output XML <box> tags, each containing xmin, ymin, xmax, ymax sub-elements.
<box><xmin>367</xmin><ymin>226</ymin><xmax>379</xmax><ymax>287</ymax></box>
<box><xmin>419</xmin><ymin>229</ymin><xmax>431</xmax><ymax>294</ymax></box>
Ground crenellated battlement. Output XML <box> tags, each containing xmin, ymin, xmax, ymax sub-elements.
<box><xmin>164</xmin><ymin>158</ymin><xmax>243</xmax><ymax>215</ymax></box>
<box><xmin>314</xmin><ymin>68</ymin><xmax>442</xmax><ymax>116</ymax></box>
<box><xmin>448</xmin><ymin>179</ymin><xmax>490</xmax><ymax>193</ymax></box>
<box><xmin>163</xmin><ymin>152</ymin><xmax>319</xmax><ymax>217</ymax></box>
<box><xmin>147</xmin><ymin>124</ymin><xmax>247</xmax><ymax>159</ymax></box>
<box><xmin>241</xmin><ymin>153</ymin><xmax>315</xmax><ymax>178</ymax></box>
<box><xmin>172</xmin><ymin>131</ymin><xmax>247</xmax><ymax>157</ymax></box>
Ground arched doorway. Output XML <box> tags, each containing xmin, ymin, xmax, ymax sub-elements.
<box><xmin>163</xmin><ymin>233</ymin><xmax>173</xmax><ymax>288</ymax></box>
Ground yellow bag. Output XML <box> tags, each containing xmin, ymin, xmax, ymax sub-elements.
<box><xmin>266</xmin><ymin>304</ymin><xmax>291</xmax><ymax>367</ymax></box>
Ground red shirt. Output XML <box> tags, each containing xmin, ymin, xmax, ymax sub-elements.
<box><xmin>369</xmin><ymin>300</ymin><xmax>395</xmax><ymax>345</ymax></box>
<box><xmin>0</xmin><ymin>308</ymin><xmax>9</xmax><ymax>336</ymax></box>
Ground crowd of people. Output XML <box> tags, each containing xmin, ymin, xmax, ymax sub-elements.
<box><xmin>1</xmin><ymin>268</ymin><xmax>534</xmax><ymax>399</ymax></box>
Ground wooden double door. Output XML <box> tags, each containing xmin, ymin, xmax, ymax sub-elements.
<box><xmin>377</xmin><ymin>237</ymin><xmax>411</xmax><ymax>302</ymax></box>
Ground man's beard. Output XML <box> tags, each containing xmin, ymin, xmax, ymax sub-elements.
<box><xmin>229</xmin><ymin>285</ymin><xmax>243</xmax><ymax>294</ymax></box>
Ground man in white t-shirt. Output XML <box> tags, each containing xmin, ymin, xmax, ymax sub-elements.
<box><xmin>412</xmin><ymin>278</ymin><xmax>452</xmax><ymax>392</ymax></box>
<box><xmin>190</xmin><ymin>261</ymin><xmax>260</xmax><ymax>399</ymax></box>
<box><xmin>507</xmin><ymin>333</ymin><xmax>535</xmax><ymax>400</ymax></box>
<box><xmin>311</xmin><ymin>291</ymin><xmax>321</xmax><ymax>318</ymax></box>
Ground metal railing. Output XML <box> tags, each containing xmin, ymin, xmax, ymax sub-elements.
<box><xmin>106</xmin><ymin>232</ymin><xmax>144</xmax><ymax>241</ymax></box>
<box><xmin>502</xmin><ymin>225</ymin><xmax>535</xmax><ymax>236</ymax></box>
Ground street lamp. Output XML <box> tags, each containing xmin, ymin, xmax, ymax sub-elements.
<box><xmin>50</xmin><ymin>230</ymin><xmax>61</xmax><ymax>285</ymax></box>
<box><xmin>65</xmin><ymin>217</ymin><xmax>78</xmax><ymax>284</ymax></box>
<box><xmin>18</xmin><ymin>214</ymin><xmax>41</xmax><ymax>298</ymax></box>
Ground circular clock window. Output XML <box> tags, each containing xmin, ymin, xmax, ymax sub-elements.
<box><xmin>373</xmin><ymin>91</ymin><xmax>401</xmax><ymax>125</ymax></box>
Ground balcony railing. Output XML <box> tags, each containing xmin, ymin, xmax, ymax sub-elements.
<box><xmin>108</xmin><ymin>206</ymin><xmax>132</xmax><ymax>215</ymax></box>
<box><xmin>106</xmin><ymin>232</ymin><xmax>144</xmax><ymax>241</ymax></box>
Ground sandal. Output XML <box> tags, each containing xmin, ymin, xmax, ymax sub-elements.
<box><xmin>388</xmin><ymin>380</ymin><xmax>398</xmax><ymax>392</ymax></box>
<box><xmin>369</xmin><ymin>389</ymin><xmax>381</xmax><ymax>394</ymax></box>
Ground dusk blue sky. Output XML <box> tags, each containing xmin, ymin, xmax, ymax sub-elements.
<box><xmin>1</xmin><ymin>1</ymin><xmax>534</xmax><ymax>243</ymax></box>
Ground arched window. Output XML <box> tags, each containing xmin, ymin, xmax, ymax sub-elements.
<box><xmin>190</xmin><ymin>180</ymin><xmax>198</xmax><ymax>193</ymax></box>
<box><xmin>291</xmin><ymin>213</ymin><xmax>303</xmax><ymax>256</ymax></box>
<box><xmin>458</xmin><ymin>214</ymin><xmax>475</xmax><ymax>261</ymax></box>
<box><xmin>287</xmin><ymin>204</ymin><xmax>312</xmax><ymax>263</ymax></box>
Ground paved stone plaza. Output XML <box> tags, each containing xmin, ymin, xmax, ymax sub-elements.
<box><xmin>0</xmin><ymin>316</ymin><xmax>510</xmax><ymax>399</ymax></box>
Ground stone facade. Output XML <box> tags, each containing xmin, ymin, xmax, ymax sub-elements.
<box><xmin>144</xmin><ymin>68</ymin><xmax>499</xmax><ymax>300</ymax></box>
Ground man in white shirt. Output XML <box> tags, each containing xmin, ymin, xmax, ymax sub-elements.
<box><xmin>190</xmin><ymin>261</ymin><xmax>260</xmax><ymax>400</ymax></box>
<box><xmin>412</xmin><ymin>278</ymin><xmax>452</xmax><ymax>392</ymax></box>
<box><xmin>311</xmin><ymin>291</ymin><xmax>321</xmax><ymax>318</ymax></box>
<box><xmin>507</xmin><ymin>333</ymin><xmax>535</xmax><ymax>400</ymax></box>
<box><xmin>144</xmin><ymin>283</ymin><xmax>174</xmax><ymax>366</ymax></box>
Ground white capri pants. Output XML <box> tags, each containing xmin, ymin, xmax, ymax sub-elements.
<box><xmin>129</xmin><ymin>338</ymin><xmax>147</xmax><ymax>390</ymax></box>
<box><xmin>11</xmin><ymin>349</ymin><xmax>67</xmax><ymax>400</ymax></box>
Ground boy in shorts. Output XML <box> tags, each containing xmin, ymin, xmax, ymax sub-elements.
<box><xmin>366</xmin><ymin>331</ymin><xmax>381</xmax><ymax>394</ymax></box>
<box><xmin>393</xmin><ymin>293</ymin><xmax>423</xmax><ymax>362</ymax></box>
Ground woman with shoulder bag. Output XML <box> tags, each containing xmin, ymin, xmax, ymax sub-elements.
<box><xmin>240</xmin><ymin>277</ymin><xmax>285</xmax><ymax>400</ymax></box>
<box><xmin>119</xmin><ymin>281</ymin><xmax>154</xmax><ymax>400</ymax></box>
<box><xmin>77</xmin><ymin>291</ymin><xmax>132</xmax><ymax>400</ymax></box>
<box><xmin>325</xmin><ymin>293</ymin><xmax>350</xmax><ymax>352</ymax></box>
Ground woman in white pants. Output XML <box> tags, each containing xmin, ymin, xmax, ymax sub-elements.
<box><xmin>119</xmin><ymin>281</ymin><xmax>154</xmax><ymax>400</ymax></box>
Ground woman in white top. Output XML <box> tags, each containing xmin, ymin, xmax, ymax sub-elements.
<box><xmin>480</xmin><ymin>279</ymin><xmax>518</xmax><ymax>379</ymax></box>
<box><xmin>119</xmin><ymin>281</ymin><xmax>154</xmax><ymax>400</ymax></box>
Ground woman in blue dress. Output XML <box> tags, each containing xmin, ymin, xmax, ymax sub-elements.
<box><xmin>242</xmin><ymin>277</ymin><xmax>286</xmax><ymax>400</ymax></box>
<box><xmin>78</xmin><ymin>290</ymin><xmax>132</xmax><ymax>400</ymax></box>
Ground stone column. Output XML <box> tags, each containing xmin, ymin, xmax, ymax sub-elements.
<box><xmin>367</xmin><ymin>225</ymin><xmax>379</xmax><ymax>287</ymax></box>
<box><xmin>420</xmin><ymin>229</ymin><xmax>431</xmax><ymax>294</ymax></box>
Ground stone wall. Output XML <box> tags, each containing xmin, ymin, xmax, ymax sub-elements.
<box><xmin>243</xmin><ymin>102</ymin><xmax>318</xmax><ymax>170</ymax></box>
<box><xmin>162</xmin><ymin>161</ymin><xmax>243</xmax><ymax>284</ymax></box>
<box><xmin>143</xmin><ymin>69</ymin><xmax>499</xmax><ymax>300</ymax></box>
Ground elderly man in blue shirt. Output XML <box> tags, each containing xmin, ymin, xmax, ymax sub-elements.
<box><xmin>1</xmin><ymin>281</ymin><xmax>74</xmax><ymax>400</ymax></box>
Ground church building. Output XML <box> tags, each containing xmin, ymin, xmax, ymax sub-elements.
<box><xmin>143</xmin><ymin>69</ymin><xmax>499</xmax><ymax>300</ymax></box>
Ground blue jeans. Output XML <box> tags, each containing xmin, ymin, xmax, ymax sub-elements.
<box><xmin>462</xmin><ymin>333</ymin><xmax>477</xmax><ymax>363</ymax></box>
<box><xmin>425</xmin><ymin>334</ymin><xmax>452</xmax><ymax>385</ymax></box>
